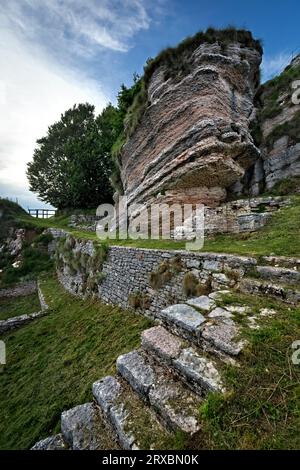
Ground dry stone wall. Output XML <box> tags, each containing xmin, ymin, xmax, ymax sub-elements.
<box><xmin>57</xmin><ymin>238</ymin><xmax>257</xmax><ymax>316</ymax></box>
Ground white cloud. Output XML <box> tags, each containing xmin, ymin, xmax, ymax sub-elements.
<box><xmin>262</xmin><ymin>51</ymin><xmax>292</xmax><ymax>82</ymax></box>
<box><xmin>0</xmin><ymin>0</ymin><xmax>163</xmax><ymax>209</ymax></box>
<box><xmin>0</xmin><ymin>28</ymin><xmax>108</xmax><ymax>209</ymax></box>
<box><xmin>1</xmin><ymin>0</ymin><xmax>153</xmax><ymax>55</ymax></box>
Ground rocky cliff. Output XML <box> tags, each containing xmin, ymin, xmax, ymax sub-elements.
<box><xmin>119</xmin><ymin>29</ymin><xmax>262</xmax><ymax>214</ymax></box>
<box><xmin>260</xmin><ymin>54</ymin><xmax>300</xmax><ymax>191</ymax></box>
<box><xmin>230</xmin><ymin>53</ymin><xmax>300</xmax><ymax>197</ymax></box>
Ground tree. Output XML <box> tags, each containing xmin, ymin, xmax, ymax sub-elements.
<box><xmin>27</xmin><ymin>103</ymin><xmax>114</xmax><ymax>209</ymax></box>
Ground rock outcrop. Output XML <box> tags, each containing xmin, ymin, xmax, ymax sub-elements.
<box><xmin>119</xmin><ymin>29</ymin><xmax>262</xmax><ymax>216</ymax></box>
<box><xmin>232</xmin><ymin>53</ymin><xmax>300</xmax><ymax>196</ymax></box>
<box><xmin>116</xmin><ymin>30</ymin><xmax>300</xmax><ymax>226</ymax></box>
<box><xmin>260</xmin><ymin>54</ymin><xmax>300</xmax><ymax>191</ymax></box>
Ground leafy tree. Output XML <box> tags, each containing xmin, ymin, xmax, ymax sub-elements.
<box><xmin>27</xmin><ymin>76</ymin><xmax>143</xmax><ymax>208</ymax></box>
<box><xmin>27</xmin><ymin>103</ymin><xmax>113</xmax><ymax>209</ymax></box>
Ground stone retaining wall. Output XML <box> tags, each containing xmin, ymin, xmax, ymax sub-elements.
<box><xmin>57</xmin><ymin>239</ymin><xmax>257</xmax><ymax>316</ymax></box>
<box><xmin>0</xmin><ymin>281</ymin><xmax>49</xmax><ymax>334</ymax></box>
<box><xmin>0</xmin><ymin>280</ymin><xmax>37</xmax><ymax>299</ymax></box>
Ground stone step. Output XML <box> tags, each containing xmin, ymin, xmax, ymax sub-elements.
<box><xmin>92</xmin><ymin>376</ymin><xmax>172</xmax><ymax>449</ymax></box>
<box><xmin>31</xmin><ymin>434</ymin><xmax>68</xmax><ymax>450</ymax></box>
<box><xmin>157</xmin><ymin>303</ymin><xmax>206</xmax><ymax>343</ymax></box>
<box><xmin>116</xmin><ymin>349</ymin><xmax>203</xmax><ymax>434</ymax></box>
<box><xmin>141</xmin><ymin>326</ymin><xmax>225</xmax><ymax>395</ymax></box>
<box><xmin>254</xmin><ymin>265</ymin><xmax>300</xmax><ymax>286</ymax></box>
<box><xmin>157</xmin><ymin>299</ymin><xmax>244</xmax><ymax>357</ymax></box>
<box><xmin>60</xmin><ymin>402</ymin><xmax>119</xmax><ymax>450</ymax></box>
<box><xmin>239</xmin><ymin>278</ymin><xmax>300</xmax><ymax>304</ymax></box>
<box><xmin>260</xmin><ymin>256</ymin><xmax>300</xmax><ymax>270</ymax></box>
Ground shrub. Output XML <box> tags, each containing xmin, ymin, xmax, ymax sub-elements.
<box><xmin>261</xmin><ymin>64</ymin><xmax>300</xmax><ymax>121</ymax></box>
<box><xmin>265</xmin><ymin>110</ymin><xmax>300</xmax><ymax>150</ymax></box>
<box><xmin>149</xmin><ymin>256</ymin><xmax>183</xmax><ymax>290</ymax></box>
<box><xmin>268</xmin><ymin>176</ymin><xmax>300</xmax><ymax>196</ymax></box>
<box><xmin>182</xmin><ymin>272</ymin><xmax>212</xmax><ymax>297</ymax></box>
<box><xmin>128</xmin><ymin>292</ymin><xmax>151</xmax><ymax>310</ymax></box>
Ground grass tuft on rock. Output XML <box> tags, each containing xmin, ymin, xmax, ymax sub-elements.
<box><xmin>187</xmin><ymin>292</ymin><xmax>300</xmax><ymax>450</ymax></box>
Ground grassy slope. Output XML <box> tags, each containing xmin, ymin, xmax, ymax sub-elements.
<box><xmin>188</xmin><ymin>292</ymin><xmax>300</xmax><ymax>450</ymax></box>
<box><xmin>0</xmin><ymin>273</ymin><xmax>152</xmax><ymax>450</ymax></box>
<box><xmin>0</xmin><ymin>293</ymin><xmax>40</xmax><ymax>321</ymax></box>
<box><xmin>18</xmin><ymin>195</ymin><xmax>300</xmax><ymax>257</ymax></box>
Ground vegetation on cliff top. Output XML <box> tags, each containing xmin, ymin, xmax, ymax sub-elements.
<box><xmin>265</xmin><ymin>110</ymin><xmax>300</xmax><ymax>150</ymax></box>
<box><xmin>0</xmin><ymin>199</ymin><xmax>54</xmax><ymax>287</ymax></box>
<box><xmin>143</xmin><ymin>27</ymin><xmax>262</xmax><ymax>86</ymax></box>
<box><xmin>111</xmin><ymin>27</ymin><xmax>263</xmax><ymax>177</ymax></box>
<box><xmin>0</xmin><ymin>199</ymin><xmax>27</xmax><ymax>241</ymax></box>
<box><xmin>261</xmin><ymin>63</ymin><xmax>300</xmax><ymax>121</ymax></box>
<box><xmin>18</xmin><ymin>194</ymin><xmax>300</xmax><ymax>258</ymax></box>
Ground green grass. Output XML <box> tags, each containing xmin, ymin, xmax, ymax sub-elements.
<box><xmin>261</xmin><ymin>64</ymin><xmax>300</xmax><ymax>121</ymax></box>
<box><xmin>0</xmin><ymin>246</ymin><xmax>53</xmax><ymax>287</ymax></box>
<box><xmin>265</xmin><ymin>110</ymin><xmax>300</xmax><ymax>150</ymax></box>
<box><xmin>203</xmin><ymin>196</ymin><xmax>300</xmax><ymax>256</ymax></box>
<box><xmin>0</xmin><ymin>293</ymin><xmax>41</xmax><ymax>321</ymax></box>
<box><xmin>101</xmin><ymin>195</ymin><xmax>300</xmax><ymax>257</ymax></box>
<box><xmin>0</xmin><ymin>273</ymin><xmax>153</xmax><ymax>450</ymax></box>
<box><xmin>187</xmin><ymin>292</ymin><xmax>300</xmax><ymax>450</ymax></box>
<box><xmin>15</xmin><ymin>195</ymin><xmax>300</xmax><ymax>258</ymax></box>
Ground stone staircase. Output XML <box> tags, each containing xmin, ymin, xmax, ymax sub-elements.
<box><xmin>239</xmin><ymin>262</ymin><xmax>300</xmax><ymax>304</ymax></box>
<box><xmin>32</xmin><ymin>286</ymin><xmax>267</xmax><ymax>451</ymax></box>
<box><xmin>31</xmin><ymin>255</ymin><xmax>300</xmax><ymax>451</ymax></box>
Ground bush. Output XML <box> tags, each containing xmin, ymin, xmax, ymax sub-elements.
<box><xmin>149</xmin><ymin>256</ymin><xmax>183</xmax><ymax>290</ymax></box>
<box><xmin>261</xmin><ymin>64</ymin><xmax>300</xmax><ymax>121</ymax></box>
<box><xmin>128</xmin><ymin>291</ymin><xmax>150</xmax><ymax>310</ymax></box>
<box><xmin>182</xmin><ymin>272</ymin><xmax>212</xmax><ymax>297</ymax></box>
<box><xmin>1</xmin><ymin>247</ymin><xmax>53</xmax><ymax>286</ymax></box>
<box><xmin>265</xmin><ymin>110</ymin><xmax>300</xmax><ymax>149</ymax></box>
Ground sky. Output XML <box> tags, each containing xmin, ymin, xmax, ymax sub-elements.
<box><xmin>0</xmin><ymin>0</ymin><xmax>299</xmax><ymax>210</ymax></box>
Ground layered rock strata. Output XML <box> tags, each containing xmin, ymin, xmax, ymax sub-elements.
<box><xmin>120</xmin><ymin>36</ymin><xmax>262</xmax><ymax>217</ymax></box>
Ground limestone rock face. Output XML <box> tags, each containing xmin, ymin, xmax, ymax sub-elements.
<box><xmin>238</xmin><ymin>53</ymin><xmax>300</xmax><ymax>196</ymax></box>
<box><xmin>120</xmin><ymin>40</ymin><xmax>262</xmax><ymax>212</ymax></box>
<box><xmin>260</xmin><ymin>53</ymin><xmax>300</xmax><ymax>191</ymax></box>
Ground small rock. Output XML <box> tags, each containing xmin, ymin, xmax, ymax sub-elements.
<box><xmin>141</xmin><ymin>326</ymin><xmax>183</xmax><ymax>360</ymax></box>
<box><xmin>186</xmin><ymin>296</ymin><xmax>216</xmax><ymax>311</ymax></box>
<box><xmin>247</xmin><ymin>316</ymin><xmax>260</xmax><ymax>329</ymax></box>
<box><xmin>173</xmin><ymin>347</ymin><xmax>224</xmax><ymax>393</ymax></box>
<box><xmin>149</xmin><ymin>379</ymin><xmax>202</xmax><ymax>434</ymax></box>
<box><xmin>61</xmin><ymin>402</ymin><xmax>116</xmax><ymax>450</ymax></box>
<box><xmin>259</xmin><ymin>308</ymin><xmax>277</xmax><ymax>317</ymax></box>
<box><xmin>208</xmin><ymin>307</ymin><xmax>233</xmax><ymax>319</ymax></box>
<box><xmin>31</xmin><ymin>434</ymin><xmax>67</xmax><ymax>450</ymax></box>
<box><xmin>208</xmin><ymin>290</ymin><xmax>230</xmax><ymax>300</ymax></box>
<box><xmin>116</xmin><ymin>350</ymin><xmax>155</xmax><ymax>397</ymax></box>
<box><xmin>226</xmin><ymin>305</ymin><xmax>250</xmax><ymax>314</ymax></box>
<box><xmin>160</xmin><ymin>304</ymin><xmax>206</xmax><ymax>333</ymax></box>
<box><xmin>92</xmin><ymin>376</ymin><xmax>121</xmax><ymax>414</ymax></box>
<box><xmin>202</xmin><ymin>319</ymin><xmax>245</xmax><ymax>356</ymax></box>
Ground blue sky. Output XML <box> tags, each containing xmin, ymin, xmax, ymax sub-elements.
<box><xmin>0</xmin><ymin>0</ymin><xmax>299</xmax><ymax>209</ymax></box>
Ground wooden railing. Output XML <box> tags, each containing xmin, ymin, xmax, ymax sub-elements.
<box><xmin>28</xmin><ymin>209</ymin><xmax>57</xmax><ymax>218</ymax></box>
